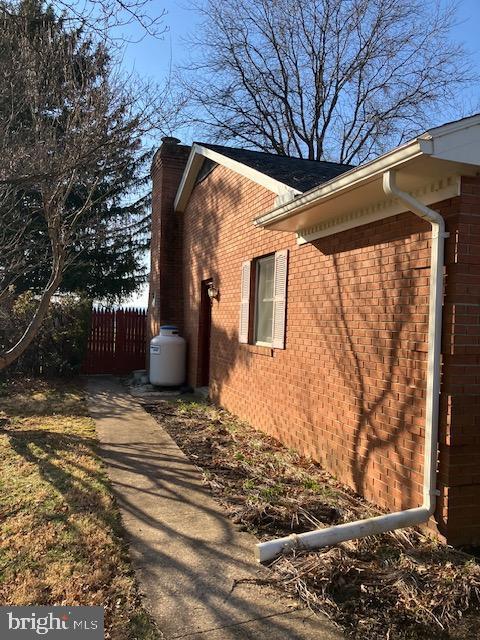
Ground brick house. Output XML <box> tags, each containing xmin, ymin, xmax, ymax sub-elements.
<box><xmin>148</xmin><ymin>115</ymin><xmax>480</xmax><ymax>548</ymax></box>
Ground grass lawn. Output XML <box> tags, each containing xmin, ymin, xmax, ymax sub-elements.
<box><xmin>144</xmin><ymin>398</ymin><xmax>480</xmax><ymax>640</ymax></box>
<box><xmin>0</xmin><ymin>378</ymin><xmax>159</xmax><ymax>640</ymax></box>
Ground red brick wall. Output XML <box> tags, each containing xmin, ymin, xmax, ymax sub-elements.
<box><xmin>172</xmin><ymin>162</ymin><xmax>480</xmax><ymax>545</ymax></box>
<box><xmin>147</xmin><ymin>140</ymin><xmax>190</xmax><ymax>349</ymax></box>
<box><xmin>182</xmin><ymin>165</ymin><xmax>431</xmax><ymax>511</ymax></box>
<box><xmin>438</xmin><ymin>176</ymin><xmax>480</xmax><ymax>544</ymax></box>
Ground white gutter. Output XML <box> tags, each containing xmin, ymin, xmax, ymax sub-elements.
<box><xmin>255</xmin><ymin>169</ymin><xmax>447</xmax><ymax>563</ymax></box>
<box><xmin>254</xmin><ymin>137</ymin><xmax>431</xmax><ymax>229</ymax></box>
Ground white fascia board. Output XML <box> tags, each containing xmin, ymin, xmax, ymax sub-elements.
<box><xmin>424</xmin><ymin>112</ymin><xmax>480</xmax><ymax>139</ymax></box>
<box><xmin>174</xmin><ymin>145</ymin><xmax>204</xmax><ymax>213</ymax></box>
<box><xmin>174</xmin><ymin>143</ymin><xmax>300</xmax><ymax>212</ymax></box>
<box><xmin>254</xmin><ymin>138</ymin><xmax>428</xmax><ymax>228</ymax></box>
<box><xmin>427</xmin><ymin>116</ymin><xmax>480</xmax><ymax>166</ymax></box>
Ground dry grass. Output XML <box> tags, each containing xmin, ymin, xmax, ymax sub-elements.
<box><xmin>0</xmin><ymin>378</ymin><xmax>160</xmax><ymax>640</ymax></box>
<box><xmin>144</xmin><ymin>397</ymin><xmax>480</xmax><ymax>640</ymax></box>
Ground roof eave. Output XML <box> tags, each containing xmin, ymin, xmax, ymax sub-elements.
<box><xmin>254</xmin><ymin>138</ymin><xmax>428</xmax><ymax>229</ymax></box>
<box><xmin>254</xmin><ymin>114</ymin><xmax>480</xmax><ymax>234</ymax></box>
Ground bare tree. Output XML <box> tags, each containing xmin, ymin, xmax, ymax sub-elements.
<box><xmin>182</xmin><ymin>0</ymin><xmax>474</xmax><ymax>162</ymax></box>
<box><xmin>2</xmin><ymin>0</ymin><xmax>167</xmax><ymax>41</ymax></box>
<box><xmin>0</xmin><ymin>1</ymin><xmax>171</xmax><ymax>370</ymax></box>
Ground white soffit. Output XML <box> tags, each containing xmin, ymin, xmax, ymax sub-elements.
<box><xmin>254</xmin><ymin>114</ymin><xmax>480</xmax><ymax>239</ymax></box>
<box><xmin>297</xmin><ymin>175</ymin><xmax>460</xmax><ymax>244</ymax></box>
<box><xmin>174</xmin><ymin>143</ymin><xmax>300</xmax><ymax>213</ymax></box>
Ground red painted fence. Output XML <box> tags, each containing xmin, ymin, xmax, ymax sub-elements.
<box><xmin>81</xmin><ymin>307</ymin><xmax>147</xmax><ymax>375</ymax></box>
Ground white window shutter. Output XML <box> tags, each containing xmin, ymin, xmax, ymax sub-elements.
<box><xmin>239</xmin><ymin>260</ymin><xmax>251</xmax><ymax>343</ymax></box>
<box><xmin>272</xmin><ymin>249</ymin><xmax>288</xmax><ymax>349</ymax></box>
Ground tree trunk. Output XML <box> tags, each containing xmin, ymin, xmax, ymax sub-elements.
<box><xmin>0</xmin><ymin>267</ymin><xmax>63</xmax><ymax>371</ymax></box>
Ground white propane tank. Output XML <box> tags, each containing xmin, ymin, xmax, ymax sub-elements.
<box><xmin>149</xmin><ymin>326</ymin><xmax>186</xmax><ymax>386</ymax></box>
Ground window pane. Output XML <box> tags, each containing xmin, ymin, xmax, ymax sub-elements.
<box><xmin>255</xmin><ymin>256</ymin><xmax>274</xmax><ymax>343</ymax></box>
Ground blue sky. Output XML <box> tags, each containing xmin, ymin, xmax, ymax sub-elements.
<box><xmin>120</xmin><ymin>0</ymin><xmax>480</xmax><ymax>142</ymax></box>
<box><xmin>120</xmin><ymin>0</ymin><xmax>200</xmax><ymax>144</ymax></box>
<box><xmin>122</xmin><ymin>0</ymin><xmax>480</xmax><ymax>306</ymax></box>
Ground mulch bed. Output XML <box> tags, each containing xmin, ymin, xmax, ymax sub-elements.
<box><xmin>143</xmin><ymin>397</ymin><xmax>480</xmax><ymax>640</ymax></box>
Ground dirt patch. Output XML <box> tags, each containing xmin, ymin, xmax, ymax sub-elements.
<box><xmin>144</xmin><ymin>397</ymin><xmax>480</xmax><ymax>640</ymax></box>
<box><xmin>0</xmin><ymin>378</ymin><xmax>160</xmax><ymax>640</ymax></box>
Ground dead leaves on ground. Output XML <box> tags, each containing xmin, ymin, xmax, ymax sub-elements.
<box><xmin>145</xmin><ymin>398</ymin><xmax>480</xmax><ymax>640</ymax></box>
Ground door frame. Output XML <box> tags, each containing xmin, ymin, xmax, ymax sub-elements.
<box><xmin>197</xmin><ymin>278</ymin><xmax>212</xmax><ymax>387</ymax></box>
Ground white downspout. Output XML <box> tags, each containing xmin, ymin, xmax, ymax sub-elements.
<box><xmin>255</xmin><ymin>169</ymin><xmax>447</xmax><ymax>563</ymax></box>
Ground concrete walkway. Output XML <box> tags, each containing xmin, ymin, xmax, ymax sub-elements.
<box><xmin>86</xmin><ymin>377</ymin><xmax>342</xmax><ymax>640</ymax></box>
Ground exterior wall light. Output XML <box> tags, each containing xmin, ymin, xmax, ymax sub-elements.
<box><xmin>207</xmin><ymin>283</ymin><xmax>219</xmax><ymax>300</ymax></box>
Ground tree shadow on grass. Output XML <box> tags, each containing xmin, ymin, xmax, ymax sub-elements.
<box><xmin>4</xmin><ymin>427</ymin><xmax>112</xmax><ymax>519</ymax></box>
<box><xmin>0</xmin><ymin>389</ymin><xmax>156</xmax><ymax>639</ymax></box>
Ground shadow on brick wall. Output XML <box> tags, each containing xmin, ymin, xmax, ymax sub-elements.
<box><xmin>205</xmin><ymin>211</ymin><xmax>432</xmax><ymax>515</ymax></box>
<box><xmin>305</xmin><ymin>221</ymin><xmax>428</xmax><ymax>510</ymax></box>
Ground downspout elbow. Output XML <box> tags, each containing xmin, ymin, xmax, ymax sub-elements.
<box><xmin>382</xmin><ymin>171</ymin><xmax>445</xmax><ymax>235</ymax></box>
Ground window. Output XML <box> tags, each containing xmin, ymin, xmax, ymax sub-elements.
<box><xmin>254</xmin><ymin>255</ymin><xmax>275</xmax><ymax>345</ymax></box>
<box><xmin>238</xmin><ymin>250</ymin><xmax>288</xmax><ymax>349</ymax></box>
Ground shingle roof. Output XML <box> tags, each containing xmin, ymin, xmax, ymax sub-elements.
<box><xmin>198</xmin><ymin>143</ymin><xmax>353</xmax><ymax>192</ymax></box>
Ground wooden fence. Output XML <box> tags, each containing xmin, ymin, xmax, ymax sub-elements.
<box><xmin>81</xmin><ymin>307</ymin><xmax>147</xmax><ymax>375</ymax></box>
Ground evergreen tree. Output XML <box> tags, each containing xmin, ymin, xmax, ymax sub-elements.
<box><xmin>0</xmin><ymin>0</ymin><xmax>160</xmax><ymax>368</ymax></box>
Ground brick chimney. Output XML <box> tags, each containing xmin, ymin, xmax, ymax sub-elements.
<box><xmin>147</xmin><ymin>137</ymin><xmax>190</xmax><ymax>346</ymax></box>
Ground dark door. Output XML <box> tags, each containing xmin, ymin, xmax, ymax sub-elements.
<box><xmin>198</xmin><ymin>279</ymin><xmax>212</xmax><ymax>386</ymax></box>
